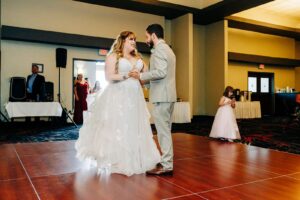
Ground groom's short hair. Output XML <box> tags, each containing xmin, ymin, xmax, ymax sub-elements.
<box><xmin>146</xmin><ymin>24</ymin><xmax>164</xmax><ymax>39</ymax></box>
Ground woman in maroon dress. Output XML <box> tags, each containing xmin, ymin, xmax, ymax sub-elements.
<box><xmin>74</xmin><ymin>73</ymin><xmax>89</xmax><ymax>124</ymax></box>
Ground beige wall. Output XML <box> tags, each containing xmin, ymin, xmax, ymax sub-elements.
<box><xmin>228</xmin><ymin>28</ymin><xmax>295</xmax><ymax>58</ymax></box>
<box><xmin>296</xmin><ymin>67</ymin><xmax>300</xmax><ymax>91</ymax></box>
<box><xmin>1</xmin><ymin>0</ymin><xmax>163</xmax><ymax>113</ymax></box>
<box><xmin>228</xmin><ymin>62</ymin><xmax>295</xmax><ymax>91</ymax></box>
<box><xmin>171</xmin><ymin>13</ymin><xmax>193</xmax><ymax>116</ymax></box>
<box><xmin>228</xmin><ymin>27</ymin><xmax>298</xmax><ymax>93</ymax></box>
<box><xmin>296</xmin><ymin>41</ymin><xmax>300</xmax><ymax>59</ymax></box>
<box><xmin>1</xmin><ymin>40</ymin><xmax>106</xmax><ymax>111</ymax></box>
<box><xmin>2</xmin><ymin>0</ymin><xmax>164</xmax><ymax>41</ymax></box>
<box><xmin>193</xmin><ymin>25</ymin><xmax>206</xmax><ymax>115</ymax></box>
<box><xmin>205</xmin><ymin>20</ymin><xmax>228</xmax><ymax>116</ymax></box>
<box><xmin>165</xmin><ymin>20</ymin><xmax>172</xmax><ymax>45</ymax></box>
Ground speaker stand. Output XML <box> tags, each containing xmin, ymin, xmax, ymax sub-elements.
<box><xmin>58</xmin><ymin>66</ymin><xmax>61</xmax><ymax>103</ymax></box>
<box><xmin>57</xmin><ymin>67</ymin><xmax>77</xmax><ymax>127</ymax></box>
<box><xmin>59</xmin><ymin>99</ymin><xmax>77</xmax><ymax>127</ymax></box>
<box><xmin>0</xmin><ymin>111</ymin><xmax>9</xmax><ymax>122</ymax></box>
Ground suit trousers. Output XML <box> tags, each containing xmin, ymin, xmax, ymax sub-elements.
<box><xmin>152</xmin><ymin>102</ymin><xmax>174</xmax><ymax>170</ymax></box>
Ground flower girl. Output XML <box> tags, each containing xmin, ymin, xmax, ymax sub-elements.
<box><xmin>209</xmin><ymin>86</ymin><xmax>241</xmax><ymax>142</ymax></box>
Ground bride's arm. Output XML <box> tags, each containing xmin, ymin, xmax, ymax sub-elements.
<box><xmin>105</xmin><ymin>53</ymin><xmax>127</xmax><ymax>81</ymax></box>
<box><xmin>140</xmin><ymin>61</ymin><xmax>150</xmax><ymax>85</ymax></box>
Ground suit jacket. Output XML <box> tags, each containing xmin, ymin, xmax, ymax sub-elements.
<box><xmin>26</xmin><ymin>74</ymin><xmax>45</xmax><ymax>100</ymax></box>
<box><xmin>141</xmin><ymin>40</ymin><xmax>177</xmax><ymax>103</ymax></box>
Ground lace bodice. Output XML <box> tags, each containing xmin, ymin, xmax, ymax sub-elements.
<box><xmin>118</xmin><ymin>58</ymin><xmax>143</xmax><ymax>74</ymax></box>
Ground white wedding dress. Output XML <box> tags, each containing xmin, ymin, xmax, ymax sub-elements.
<box><xmin>75</xmin><ymin>58</ymin><xmax>161</xmax><ymax>176</ymax></box>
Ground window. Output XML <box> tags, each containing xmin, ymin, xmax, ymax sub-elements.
<box><xmin>248</xmin><ymin>77</ymin><xmax>257</xmax><ymax>92</ymax></box>
<box><xmin>260</xmin><ymin>77</ymin><xmax>269</xmax><ymax>93</ymax></box>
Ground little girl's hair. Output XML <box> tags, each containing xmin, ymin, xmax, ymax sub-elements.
<box><xmin>223</xmin><ymin>86</ymin><xmax>234</xmax><ymax>98</ymax></box>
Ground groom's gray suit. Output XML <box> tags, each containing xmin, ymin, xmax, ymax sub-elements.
<box><xmin>141</xmin><ymin>39</ymin><xmax>176</xmax><ymax>170</ymax></box>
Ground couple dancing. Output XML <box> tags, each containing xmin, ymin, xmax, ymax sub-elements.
<box><xmin>75</xmin><ymin>24</ymin><xmax>177</xmax><ymax>176</ymax></box>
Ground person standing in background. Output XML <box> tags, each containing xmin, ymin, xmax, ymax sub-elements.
<box><xmin>25</xmin><ymin>64</ymin><xmax>45</xmax><ymax>122</ymax></box>
<box><xmin>26</xmin><ymin>64</ymin><xmax>45</xmax><ymax>102</ymax></box>
<box><xmin>73</xmin><ymin>73</ymin><xmax>89</xmax><ymax>124</ymax></box>
<box><xmin>209</xmin><ymin>86</ymin><xmax>241</xmax><ymax>142</ymax></box>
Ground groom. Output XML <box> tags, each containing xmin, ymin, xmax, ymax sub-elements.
<box><xmin>129</xmin><ymin>24</ymin><xmax>176</xmax><ymax>175</ymax></box>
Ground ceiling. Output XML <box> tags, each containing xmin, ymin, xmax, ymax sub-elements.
<box><xmin>233</xmin><ymin>0</ymin><xmax>300</xmax><ymax>28</ymax></box>
<box><xmin>74</xmin><ymin>0</ymin><xmax>300</xmax><ymax>27</ymax></box>
<box><xmin>75</xmin><ymin>0</ymin><xmax>273</xmax><ymax>25</ymax></box>
<box><xmin>157</xmin><ymin>0</ymin><xmax>223</xmax><ymax>9</ymax></box>
<box><xmin>152</xmin><ymin>0</ymin><xmax>300</xmax><ymax>28</ymax></box>
<box><xmin>260</xmin><ymin>0</ymin><xmax>300</xmax><ymax>19</ymax></box>
<box><xmin>159</xmin><ymin>0</ymin><xmax>300</xmax><ymax>29</ymax></box>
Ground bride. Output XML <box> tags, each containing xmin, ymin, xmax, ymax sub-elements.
<box><xmin>75</xmin><ymin>31</ymin><xmax>161</xmax><ymax>176</ymax></box>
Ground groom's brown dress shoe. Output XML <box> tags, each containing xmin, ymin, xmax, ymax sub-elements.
<box><xmin>146</xmin><ymin>165</ymin><xmax>173</xmax><ymax>176</ymax></box>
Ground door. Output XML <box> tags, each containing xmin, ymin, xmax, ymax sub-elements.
<box><xmin>248</xmin><ymin>72</ymin><xmax>274</xmax><ymax>116</ymax></box>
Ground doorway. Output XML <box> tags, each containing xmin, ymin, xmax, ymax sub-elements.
<box><xmin>72</xmin><ymin>58</ymin><xmax>107</xmax><ymax>110</ymax></box>
<box><xmin>248</xmin><ymin>72</ymin><xmax>275</xmax><ymax>115</ymax></box>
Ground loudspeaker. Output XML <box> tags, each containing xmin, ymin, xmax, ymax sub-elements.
<box><xmin>56</xmin><ymin>48</ymin><xmax>67</xmax><ymax>68</ymax></box>
<box><xmin>44</xmin><ymin>81</ymin><xmax>54</xmax><ymax>102</ymax></box>
<box><xmin>9</xmin><ymin>77</ymin><xmax>26</xmax><ymax>102</ymax></box>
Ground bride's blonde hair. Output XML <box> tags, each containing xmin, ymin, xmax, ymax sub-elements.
<box><xmin>108</xmin><ymin>31</ymin><xmax>140</xmax><ymax>73</ymax></box>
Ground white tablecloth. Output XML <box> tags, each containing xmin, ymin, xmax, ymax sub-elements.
<box><xmin>147</xmin><ymin>102</ymin><xmax>191</xmax><ymax>123</ymax></box>
<box><xmin>5</xmin><ymin>102</ymin><xmax>63</xmax><ymax>118</ymax></box>
<box><xmin>234</xmin><ymin>101</ymin><xmax>261</xmax><ymax>119</ymax></box>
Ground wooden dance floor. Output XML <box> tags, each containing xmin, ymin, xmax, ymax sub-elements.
<box><xmin>1</xmin><ymin>133</ymin><xmax>300</xmax><ymax>200</ymax></box>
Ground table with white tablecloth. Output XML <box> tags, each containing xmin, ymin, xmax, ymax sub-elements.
<box><xmin>5</xmin><ymin>102</ymin><xmax>63</xmax><ymax>118</ymax></box>
<box><xmin>234</xmin><ymin>101</ymin><xmax>261</xmax><ymax>119</ymax></box>
<box><xmin>146</xmin><ymin>102</ymin><xmax>191</xmax><ymax>123</ymax></box>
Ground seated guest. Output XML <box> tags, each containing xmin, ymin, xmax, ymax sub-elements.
<box><xmin>26</xmin><ymin>64</ymin><xmax>45</xmax><ymax>101</ymax></box>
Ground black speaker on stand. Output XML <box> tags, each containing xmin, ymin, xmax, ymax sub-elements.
<box><xmin>56</xmin><ymin>48</ymin><xmax>77</xmax><ymax>127</ymax></box>
<box><xmin>9</xmin><ymin>77</ymin><xmax>27</xmax><ymax>102</ymax></box>
<box><xmin>56</xmin><ymin>48</ymin><xmax>66</xmax><ymax>103</ymax></box>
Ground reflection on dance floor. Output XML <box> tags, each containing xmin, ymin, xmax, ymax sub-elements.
<box><xmin>1</xmin><ymin>133</ymin><xmax>300</xmax><ymax>199</ymax></box>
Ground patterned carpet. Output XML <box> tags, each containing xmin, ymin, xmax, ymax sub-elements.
<box><xmin>0</xmin><ymin>116</ymin><xmax>299</xmax><ymax>154</ymax></box>
<box><xmin>0</xmin><ymin>122</ymin><xmax>79</xmax><ymax>143</ymax></box>
<box><xmin>172</xmin><ymin>116</ymin><xmax>300</xmax><ymax>154</ymax></box>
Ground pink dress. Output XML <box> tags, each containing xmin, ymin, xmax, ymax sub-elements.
<box><xmin>209</xmin><ymin>97</ymin><xmax>241</xmax><ymax>140</ymax></box>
